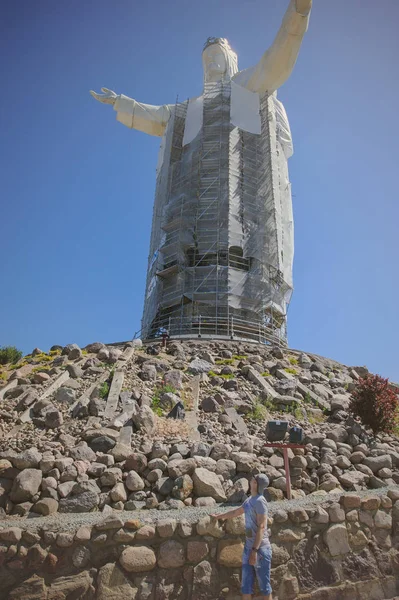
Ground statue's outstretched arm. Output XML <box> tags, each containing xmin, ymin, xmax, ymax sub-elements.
<box><xmin>245</xmin><ymin>0</ymin><xmax>312</xmax><ymax>94</ymax></box>
<box><xmin>90</xmin><ymin>88</ymin><xmax>171</xmax><ymax>137</ymax></box>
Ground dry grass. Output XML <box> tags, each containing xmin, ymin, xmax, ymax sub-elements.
<box><xmin>155</xmin><ymin>416</ymin><xmax>190</xmax><ymax>438</ymax></box>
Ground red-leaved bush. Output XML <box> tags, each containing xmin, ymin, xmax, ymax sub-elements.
<box><xmin>349</xmin><ymin>374</ymin><xmax>399</xmax><ymax>436</ymax></box>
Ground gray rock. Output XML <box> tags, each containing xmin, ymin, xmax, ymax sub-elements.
<box><xmin>125</xmin><ymin>471</ymin><xmax>145</xmax><ymax>492</ymax></box>
<box><xmin>190</xmin><ymin>442</ymin><xmax>211</xmax><ymax>458</ymax></box>
<box><xmin>139</xmin><ymin>364</ymin><xmax>157</xmax><ymax>381</ymax></box>
<box><xmin>68</xmin><ymin>346</ymin><xmax>82</xmax><ymax>360</ymax></box>
<box><xmin>327</xmin><ymin>427</ymin><xmax>348</xmax><ymax>443</ymax></box>
<box><xmin>298</xmin><ymin>353</ymin><xmax>312</xmax><ymax>368</ymax></box>
<box><xmin>59</xmin><ymin>491</ymin><xmax>99</xmax><ymax>513</ymax></box>
<box><xmin>363</xmin><ymin>455</ymin><xmax>392</xmax><ymax>473</ymax></box>
<box><xmin>108</xmin><ymin>348</ymin><xmax>122</xmax><ymax>363</ymax></box>
<box><xmin>10</xmin><ymin>469</ymin><xmax>42</xmax><ymax>503</ymax></box>
<box><xmin>55</xmin><ymin>387</ymin><xmax>76</xmax><ymax>404</ymax></box>
<box><xmin>167</xmin><ymin>458</ymin><xmax>196</xmax><ymax>479</ymax></box>
<box><xmin>163</xmin><ymin>370</ymin><xmax>183</xmax><ymax>390</ymax></box>
<box><xmin>72</xmin><ymin>546</ymin><xmax>91</xmax><ymax>568</ymax></box>
<box><xmin>192</xmin><ymin>468</ymin><xmax>226</xmax><ymax>501</ymax></box>
<box><xmin>66</xmin><ymin>364</ymin><xmax>84</xmax><ymax>379</ymax></box>
<box><xmin>45</xmin><ymin>408</ymin><xmax>63</xmax><ymax>429</ymax></box>
<box><xmin>132</xmin><ymin>405</ymin><xmax>155</xmax><ymax>434</ymax></box>
<box><xmin>4</xmin><ymin>385</ymin><xmax>29</xmax><ymax>399</ymax></box>
<box><xmin>188</xmin><ymin>358</ymin><xmax>214</xmax><ymax>375</ymax></box>
<box><xmin>13</xmin><ymin>448</ymin><xmax>42</xmax><ymax>470</ymax></box>
<box><xmin>16</xmin><ymin>389</ymin><xmax>38</xmax><ymax>411</ymax></box>
<box><xmin>155</xmin><ymin>477</ymin><xmax>175</xmax><ymax>496</ymax></box>
<box><xmin>90</xmin><ymin>436</ymin><xmax>116</xmax><ymax>453</ymax></box>
<box><xmin>215</xmin><ymin>459</ymin><xmax>236</xmax><ymax>480</ymax></box>
<box><xmin>69</xmin><ymin>443</ymin><xmax>96</xmax><ymax>462</ymax></box>
<box><xmin>226</xmin><ymin>478</ymin><xmax>249</xmax><ymax>503</ymax></box>
<box><xmin>159</xmin><ymin>392</ymin><xmax>180</xmax><ymax>410</ymax></box>
<box><xmin>201</xmin><ymin>396</ymin><xmax>220</xmax><ymax>413</ymax></box>
<box><xmin>84</xmin><ymin>342</ymin><xmax>106</xmax><ymax>353</ymax></box>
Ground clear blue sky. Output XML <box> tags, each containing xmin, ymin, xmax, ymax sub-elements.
<box><xmin>1</xmin><ymin>0</ymin><xmax>398</xmax><ymax>381</ymax></box>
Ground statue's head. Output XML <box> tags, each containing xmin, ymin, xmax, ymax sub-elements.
<box><xmin>202</xmin><ymin>37</ymin><xmax>238</xmax><ymax>83</ymax></box>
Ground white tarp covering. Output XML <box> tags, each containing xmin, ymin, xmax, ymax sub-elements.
<box><xmin>273</xmin><ymin>95</ymin><xmax>294</xmax><ymax>159</ymax></box>
<box><xmin>230</xmin><ymin>81</ymin><xmax>261</xmax><ymax>135</ymax></box>
<box><xmin>183</xmin><ymin>96</ymin><xmax>203</xmax><ymax>146</ymax></box>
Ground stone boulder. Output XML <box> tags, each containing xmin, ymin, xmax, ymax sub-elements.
<box><xmin>10</xmin><ymin>469</ymin><xmax>42</xmax><ymax>503</ymax></box>
<box><xmin>192</xmin><ymin>468</ymin><xmax>226</xmax><ymax>502</ymax></box>
<box><xmin>363</xmin><ymin>455</ymin><xmax>392</xmax><ymax>473</ymax></box>
<box><xmin>132</xmin><ymin>405</ymin><xmax>155</xmax><ymax>434</ymax></box>
<box><xmin>323</xmin><ymin>524</ymin><xmax>350</xmax><ymax>557</ymax></box>
<box><xmin>13</xmin><ymin>448</ymin><xmax>42</xmax><ymax>470</ymax></box>
<box><xmin>119</xmin><ymin>546</ymin><xmax>156</xmax><ymax>573</ymax></box>
<box><xmin>188</xmin><ymin>358</ymin><xmax>214</xmax><ymax>375</ymax></box>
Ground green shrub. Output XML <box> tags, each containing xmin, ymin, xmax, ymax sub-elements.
<box><xmin>293</xmin><ymin>407</ymin><xmax>304</xmax><ymax>420</ymax></box>
<box><xmin>261</xmin><ymin>372</ymin><xmax>272</xmax><ymax>377</ymax></box>
<box><xmin>220</xmin><ymin>373</ymin><xmax>234</xmax><ymax>380</ymax></box>
<box><xmin>208</xmin><ymin>370</ymin><xmax>219</xmax><ymax>378</ymax></box>
<box><xmin>0</xmin><ymin>372</ymin><xmax>6</xmax><ymax>381</ymax></box>
<box><xmin>288</xmin><ymin>357</ymin><xmax>298</xmax><ymax>365</ymax></box>
<box><xmin>32</xmin><ymin>365</ymin><xmax>51</xmax><ymax>373</ymax></box>
<box><xmin>308</xmin><ymin>413</ymin><xmax>326</xmax><ymax>425</ymax></box>
<box><xmin>99</xmin><ymin>381</ymin><xmax>110</xmax><ymax>399</ymax></box>
<box><xmin>151</xmin><ymin>395</ymin><xmax>163</xmax><ymax>417</ymax></box>
<box><xmin>215</xmin><ymin>358</ymin><xmax>234</xmax><ymax>365</ymax></box>
<box><xmin>284</xmin><ymin>367</ymin><xmax>297</xmax><ymax>375</ymax></box>
<box><xmin>150</xmin><ymin>383</ymin><xmax>177</xmax><ymax>417</ymax></box>
<box><xmin>233</xmin><ymin>355</ymin><xmax>247</xmax><ymax>360</ymax></box>
<box><xmin>247</xmin><ymin>401</ymin><xmax>268</xmax><ymax>421</ymax></box>
<box><xmin>0</xmin><ymin>346</ymin><xmax>23</xmax><ymax>366</ymax></box>
<box><xmin>303</xmin><ymin>392</ymin><xmax>313</xmax><ymax>405</ymax></box>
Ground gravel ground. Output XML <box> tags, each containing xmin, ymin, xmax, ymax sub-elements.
<box><xmin>1</xmin><ymin>485</ymin><xmax>397</xmax><ymax>533</ymax></box>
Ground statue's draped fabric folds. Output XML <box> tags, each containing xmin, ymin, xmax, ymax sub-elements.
<box><xmin>91</xmin><ymin>0</ymin><xmax>312</xmax><ymax>345</ymax></box>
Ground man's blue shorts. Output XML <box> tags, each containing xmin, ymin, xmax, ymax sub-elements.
<box><xmin>241</xmin><ymin>545</ymin><xmax>272</xmax><ymax>596</ymax></box>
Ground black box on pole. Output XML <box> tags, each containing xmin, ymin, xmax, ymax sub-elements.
<box><xmin>266</xmin><ymin>421</ymin><xmax>288</xmax><ymax>442</ymax></box>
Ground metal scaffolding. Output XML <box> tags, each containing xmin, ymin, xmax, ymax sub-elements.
<box><xmin>140</xmin><ymin>81</ymin><xmax>293</xmax><ymax>347</ymax></box>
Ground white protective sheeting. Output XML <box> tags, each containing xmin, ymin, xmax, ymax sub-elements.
<box><xmin>230</xmin><ymin>81</ymin><xmax>261</xmax><ymax>135</ymax></box>
<box><xmin>183</xmin><ymin>96</ymin><xmax>203</xmax><ymax>146</ymax></box>
<box><xmin>273</xmin><ymin>95</ymin><xmax>293</xmax><ymax>159</ymax></box>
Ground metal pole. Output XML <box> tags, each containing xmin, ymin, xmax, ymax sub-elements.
<box><xmin>283</xmin><ymin>448</ymin><xmax>292</xmax><ymax>500</ymax></box>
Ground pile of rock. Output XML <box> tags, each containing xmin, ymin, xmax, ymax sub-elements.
<box><xmin>0</xmin><ymin>339</ymin><xmax>398</xmax><ymax>517</ymax></box>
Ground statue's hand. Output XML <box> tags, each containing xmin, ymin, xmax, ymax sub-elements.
<box><xmin>295</xmin><ymin>0</ymin><xmax>312</xmax><ymax>16</ymax></box>
<box><xmin>90</xmin><ymin>87</ymin><xmax>118</xmax><ymax>106</ymax></box>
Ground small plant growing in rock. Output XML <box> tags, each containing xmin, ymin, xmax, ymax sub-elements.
<box><xmin>303</xmin><ymin>392</ymin><xmax>313</xmax><ymax>405</ymax></box>
<box><xmin>349</xmin><ymin>374</ymin><xmax>399</xmax><ymax>436</ymax></box>
<box><xmin>294</xmin><ymin>406</ymin><xmax>304</xmax><ymax>421</ymax></box>
<box><xmin>284</xmin><ymin>367</ymin><xmax>297</xmax><ymax>375</ymax></box>
<box><xmin>233</xmin><ymin>355</ymin><xmax>247</xmax><ymax>360</ymax></box>
<box><xmin>0</xmin><ymin>371</ymin><xmax>6</xmax><ymax>381</ymax></box>
<box><xmin>215</xmin><ymin>358</ymin><xmax>234</xmax><ymax>365</ymax></box>
<box><xmin>288</xmin><ymin>357</ymin><xmax>298</xmax><ymax>365</ymax></box>
<box><xmin>247</xmin><ymin>400</ymin><xmax>268</xmax><ymax>421</ymax></box>
<box><xmin>151</xmin><ymin>395</ymin><xmax>163</xmax><ymax>417</ymax></box>
<box><xmin>0</xmin><ymin>346</ymin><xmax>23</xmax><ymax>366</ymax></box>
<box><xmin>261</xmin><ymin>372</ymin><xmax>272</xmax><ymax>377</ymax></box>
<box><xmin>99</xmin><ymin>381</ymin><xmax>110</xmax><ymax>399</ymax></box>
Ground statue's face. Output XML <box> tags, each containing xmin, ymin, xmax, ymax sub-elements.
<box><xmin>202</xmin><ymin>44</ymin><xmax>227</xmax><ymax>83</ymax></box>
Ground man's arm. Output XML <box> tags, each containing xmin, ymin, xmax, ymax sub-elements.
<box><xmin>245</xmin><ymin>0</ymin><xmax>312</xmax><ymax>94</ymax></box>
<box><xmin>210</xmin><ymin>506</ymin><xmax>244</xmax><ymax>521</ymax></box>
<box><xmin>90</xmin><ymin>88</ymin><xmax>171</xmax><ymax>137</ymax></box>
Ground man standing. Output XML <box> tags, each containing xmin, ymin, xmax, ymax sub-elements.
<box><xmin>211</xmin><ymin>474</ymin><xmax>272</xmax><ymax>600</ymax></box>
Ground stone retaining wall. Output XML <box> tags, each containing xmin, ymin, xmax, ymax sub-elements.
<box><xmin>1</xmin><ymin>490</ymin><xmax>398</xmax><ymax>599</ymax></box>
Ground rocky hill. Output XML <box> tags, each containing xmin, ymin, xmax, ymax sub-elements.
<box><xmin>0</xmin><ymin>339</ymin><xmax>398</xmax><ymax>518</ymax></box>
